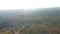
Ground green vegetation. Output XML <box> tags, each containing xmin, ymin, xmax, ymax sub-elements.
<box><xmin>0</xmin><ymin>7</ymin><xmax>60</xmax><ymax>34</ymax></box>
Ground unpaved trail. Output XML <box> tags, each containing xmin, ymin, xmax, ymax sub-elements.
<box><xmin>14</xmin><ymin>31</ymin><xmax>20</xmax><ymax>34</ymax></box>
<box><xmin>14</xmin><ymin>26</ymin><xmax>25</xmax><ymax>34</ymax></box>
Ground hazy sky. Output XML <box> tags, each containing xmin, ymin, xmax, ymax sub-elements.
<box><xmin>0</xmin><ymin>0</ymin><xmax>60</xmax><ymax>10</ymax></box>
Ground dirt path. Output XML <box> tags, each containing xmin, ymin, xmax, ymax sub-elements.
<box><xmin>14</xmin><ymin>26</ymin><xmax>25</xmax><ymax>34</ymax></box>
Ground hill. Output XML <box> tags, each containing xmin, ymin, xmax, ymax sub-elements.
<box><xmin>0</xmin><ymin>7</ymin><xmax>60</xmax><ymax>34</ymax></box>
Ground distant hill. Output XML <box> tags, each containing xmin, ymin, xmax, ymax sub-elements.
<box><xmin>0</xmin><ymin>7</ymin><xmax>60</xmax><ymax>30</ymax></box>
<box><xmin>33</xmin><ymin>7</ymin><xmax>60</xmax><ymax>16</ymax></box>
